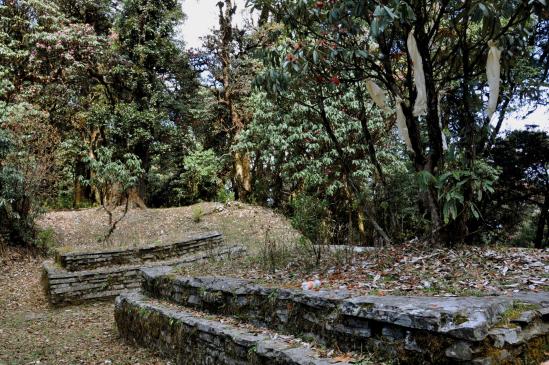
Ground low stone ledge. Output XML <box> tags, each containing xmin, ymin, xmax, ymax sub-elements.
<box><xmin>115</xmin><ymin>292</ymin><xmax>350</xmax><ymax>365</ymax></box>
<box><xmin>313</xmin><ymin>245</ymin><xmax>376</xmax><ymax>254</ymax></box>
<box><xmin>57</xmin><ymin>232</ymin><xmax>223</xmax><ymax>271</ymax></box>
<box><xmin>42</xmin><ymin>245</ymin><xmax>245</xmax><ymax>306</ymax></box>
<box><xmin>141</xmin><ymin>270</ymin><xmax>549</xmax><ymax>364</ymax></box>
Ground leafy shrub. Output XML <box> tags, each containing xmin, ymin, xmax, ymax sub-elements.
<box><xmin>172</xmin><ymin>147</ymin><xmax>224</xmax><ymax>205</ymax></box>
<box><xmin>289</xmin><ymin>193</ymin><xmax>335</xmax><ymax>265</ymax></box>
<box><xmin>34</xmin><ymin>228</ymin><xmax>57</xmax><ymax>255</ymax></box>
<box><xmin>192</xmin><ymin>205</ymin><xmax>204</xmax><ymax>223</ymax></box>
<box><xmin>83</xmin><ymin>147</ymin><xmax>144</xmax><ymax>242</ymax></box>
<box><xmin>290</xmin><ymin>193</ymin><xmax>329</xmax><ymax>244</ymax></box>
<box><xmin>1</xmin><ymin>100</ymin><xmax>62</xmax><ymax>247</ymax></box>
<box><xmin>0</xmin><ymin>164</ymin><xmax>34</xmax><ymax>245</ymax></box>
<box><xmin>0</xmin><ymin>128</ymin><xmax>43</xmax><ymax>246</ymax></box>
<box><xmin>216</xmin><ymin>186</ymin><xmax>235</xmax><ymax>204</ymax></box>
<box><xmin>417</xmin><ymin>160</ymin><xmax>499</xmax><ymax>225</ymax></box>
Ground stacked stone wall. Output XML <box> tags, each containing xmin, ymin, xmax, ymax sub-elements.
<box><xmin>58</xmin><ymin>232</ymin><xmax>223</xmax><ymax>271</ymax></box>
<box><xmin>139</xmin><ymin>268</ymin><xmax>549</xmax><ymax>364</ymax></box>
<box><xmin>115</xmin><ymin>292</ymin><xmax>350</xmax><ymax>365</ymax></box>
<box><xmin>42</xmin><ymin>232</ymin><xmax>244</xmax><ymax>306</ymax></box>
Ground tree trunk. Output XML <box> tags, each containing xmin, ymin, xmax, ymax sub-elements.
<box><xmin>73</xmin><ymin>158</ymin><xmax>88</xmax><ymax>208</ymax></box>
<box><xmin>357</xmin><ymin>211</ymin><xmax>366</xmax><ymax>242</ymax></box>
<box><xmin>86</xmin><ymin>129</ymin><xmax>102</xmax><ymax>205</ymax></box>
<box><xmin>425</xmin><ymin>188</ymin><xmax>443</xmax><ymax>242</ymax></box>
<box><xmin>534</xmin><ymin>191</ymin><xmax>548</xmax><ymax>249</ymax></box>
<box><xmin>133</xmin><ymin>141</ymin><xmax>150</xmax><ymax>205</ymax></box>
<box><xmin>217</xmin><ymin>0</ymin><xmax>253</xmax><ymax>202</ymax></box>
<box><xmin>88</xmin><ymin>152</ymin><xmax>101</xmax><ymax>205</ymax></box>
<box><xmin>126</xmin><ymin>187</ymin><xmax>147</xmax><ymax>208</ymax></box>
<box><xmin>317</xmin><ymin>92</ymin><xmax>392</xmax><ymax>244</ymax></box>
<box><xmin>233</xmin><ymin>151</ymin><xmax>251</xmax><ymax>201</ymax></box>
<box><xmin>74</xmin><ymin>178</ymin><xmax>82</xmax><ymax>208</ymax></box>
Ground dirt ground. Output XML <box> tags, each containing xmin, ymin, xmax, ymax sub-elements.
<box><xmin>37</xmin><ymin>202</ymin><xmax>299</xmax><ymax>254</ymax></box>
<box><xmin>1</xmin><ymin>202</ymin><xmax>299</xmax><ymax>365</ymax></box>
<box><xmin>0</xmin><ymin>249</ymin><xmax>166</xmax><ymax>365</ymax></box>
<box><xmin>2</xmin><ymin>203</ymin><xmax>547</xmax><ymax>364</ymax></box>
<box><xmin>177</xmin><ymin>238</ymin><xmax>549</xmax><ymax>296</ymax></box>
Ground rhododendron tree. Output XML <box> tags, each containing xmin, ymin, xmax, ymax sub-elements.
<box><xmin>252</xmin><ymin>0</ymin><xmax>548</xmax><ymax>244</ymax></box>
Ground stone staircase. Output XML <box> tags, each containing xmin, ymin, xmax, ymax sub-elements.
<box><xmin>116</xmin><ymin>292</ymin><xmax>351</xmax><ymax>365</ymax></box>
<box><xmin>42</xmin><ymin>232</ymin><xmax>245</xmax><ymax>306</ymax></box>
<box><xmin>115</xmin><ymin>266</ymin><xmax>549</xmax><ymax>365</ymax></box>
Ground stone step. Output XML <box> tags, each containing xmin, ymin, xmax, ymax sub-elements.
<box><xmin>140</xmin><ymin>267</ymin><xmax>549</xmax><ymax>364</ymax></box>
<box><xmin>115</xmin><ymin>292</ymin><xmax>352</xmax><ymax>365</ymax></box>
<box><xmin>43</xmin><ymin>245</ymin><xmax>245</xmax><ymax>306</ymax></box>
<box><xmin>57</xmin><ymin>231</ymin><xmax>223</xmax><ymax>271</ymax></box>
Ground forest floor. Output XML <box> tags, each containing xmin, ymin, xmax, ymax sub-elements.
<box><xmin>0</xmin><ymin>202</ymin><xmax>299</xmax><ymax>365</ymax></box>
<box><xmin>179</xmin><ymin>238</ymin><xmax>548</xmax><ymax>297</ymax></box>
<box><xmin>35</xmin><ymin>201</ymin><xmax>549</xmax><ymax>296</ymax></box>
<box><xmin>0</xmin><ymin>248</ymin><xmax>165</xmax><ymax>365</ymax></box>
<box><xmin>1</xmin><ymin>202</ymin><xmax>547</xmax><ymax>364</ymax></box>
<box><xmin>37</xmin><ymin>202</ymin><xmax>298</xmax><ymax>254</ymax></box>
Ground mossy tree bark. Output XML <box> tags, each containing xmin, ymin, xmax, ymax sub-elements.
<box><xmin>217</xmin><ymin>0</ymin><xmax>252</xmax><ymax>202</ymax></box>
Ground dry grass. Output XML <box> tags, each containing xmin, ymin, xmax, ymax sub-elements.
<box><xmin>38</xmin><ymin>202</ymin><xmax>548</xmax><ymax>296</ymax></box>
<box><xmin>0</xmin><ymin>248</ymin><xmax>166</xmax><ymax>365</ymax></box>
<box><xmin>37</xmin><ymin>202</ymin><xmax>300</xmax><ymax>254</ymax></box>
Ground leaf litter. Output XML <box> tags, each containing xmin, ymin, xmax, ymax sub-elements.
<box><xmin>0</xmin><ymin>247</ymin><xmax>167</xmax><ymax>365</ymax></box>
<box><xmin>179</xmin><ymin>241</ymin><xmax>548</xmax><ymax>297</ymax></box>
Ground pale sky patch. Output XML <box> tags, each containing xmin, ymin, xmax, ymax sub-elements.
<box><xmin>180</xmin><ymin>0</ymin><xmax>251</xmax><ymax>49</ymax></box>
<box><xmin>502</xmin><ymin>106</ymin><xmax>549</xmax><ymax>133</ymax></box>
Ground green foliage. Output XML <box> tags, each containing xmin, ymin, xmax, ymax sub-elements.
<box><xmin>175</xmin><ymin>147</ymin><xmax>224</xmax><ymax>204</ymax></box>
<box><xmin>417</xmin><ymin>161</ymin><xmax>499</xmax><ymax>225</ymax></box>
<box><xmin>239</xmin><ymin>86</ymin><xmax>418</xmax><ymax>243</ymax></box>
<box><xmin>34</xmin><ymin>228</ymin><xmax>57</xmax><ymax>255</ymax></box>
<box><xmin>216</xmin><ymin>187</ymin><xmax>235</xmax><ymax>204</ymax></box>
<box><xmin>0</xmin><ymin>133</ymin><xmax>34</xmax><ymax>245</ymax></box>
<box><xmin>192</xmin><ymin>205</ymin><xmax>204</xmax><ymax>223</ymax></box>
<box><xmin>1</xmin><ymin>0</ymin><xmax>547</xmax><ymax>249</ymax></box>
<box><xmin>107</xmin><ymin>0</ymin><xmax>198</xmax><ymax>179</ymax></box>
<box><xmin>83</xmin><ymin>147</ymin><xmax>143</xmax><ymax>204</ymax></box>
<box><xmin>250</xmin><ymin>0</ymin><xmax>548</xmax><ymax>244</ymax></box>
<box><xmin>507</xmin><ymin>210</ymin><xmax>538</xmax><ymax>247</ymax></box>
<box><xmin>0</xmin><ymin>114</ymin><xmax>57</xmax><ymax>246</ymax></box>
<box><xmin>290</xmin><ymin>193</ymin><xmax>328</xmax><ymax>245</ymax></box>
<box><xmin>487</xmin><ymin>130</ymin><xmax>549</xmax><ymax>247</ymax></box>
<box><xmin>81</xmin><ymin>147</ymin><xmax>143</xmax><ymax>242</ymax></box>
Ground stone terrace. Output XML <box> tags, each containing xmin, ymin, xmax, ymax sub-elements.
<box><xmin>116</xmin><ymin>265</ymin><xmax>549</xmax><ymax>364</ymax></box>
<box><xmin>42</xmin><ymin>232</ymin><xmax>245</xmax><ymax>306</ymax></box>
<box><xmin>116</xmin><ymin>292</ymin><xmax>352</xmax><ymax>365</ymax></box>
<box><xmin>57</xmin><ymin>232</ymin><xmax>223</xmax><ymax>271</ymax></box>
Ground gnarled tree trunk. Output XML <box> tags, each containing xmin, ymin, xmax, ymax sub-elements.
<box><xmin>217</xmin><ymin>0</ymin><xmax>253</xmax><ymax>202</ymax></box>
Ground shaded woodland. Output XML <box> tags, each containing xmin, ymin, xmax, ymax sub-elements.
<box><xmin>1</xmin><ymin>0</ymin><xmax>548</xmax><ymax>249</ymax></box>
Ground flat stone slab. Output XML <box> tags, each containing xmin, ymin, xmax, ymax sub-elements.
<box><xmin>115</xmin><ymin>292</ymin><xmax>351</xmax><ymax>365</ymax></box>
<box><xmin>57</xmin><ymin>231</ymin><xmax>223</xmax><ymax>271</ymax></box>
<box><xmin>141</xmin><ymin>270</ymin><xmax>549</xmax><ymax>364</ymax></box>
<box><xmin>43</xmin><ymin>245</ymin><xmax>245</xmax><ymax>306</ymax></box>
<box><xmin>314</xmin><ymin>244</ymin><xmax>376</xmax><ymax>254</ymax></box>
<box><xmin>342</xmin><ymin>295</ymin><xmax>515</xmax><ymax>341</ymax></box>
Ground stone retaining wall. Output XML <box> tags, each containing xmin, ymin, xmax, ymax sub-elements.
<box><xmin>115</xmin><ymin>292</ymin><xmax>349</xmax><ymax>365</ymax></box>
<box><xmin>141</xmin><ymin>268</ymin><xmax>549</xmax><ymax>364</ymax></box>
<box><xmin>57</xmin><ymin>232</ymin><xmax>223</xmax><ymax>271</ymax></box>
<box><xmin>43</xmin><ymin>245</ymin><xmax>245</xmax><ymax>306</ymax></box>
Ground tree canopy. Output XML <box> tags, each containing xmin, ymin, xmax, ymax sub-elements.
<box><xmin>1</xmin><ymin>0</ymin><xmax>547</xmax><ymax>248</ymax></box>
